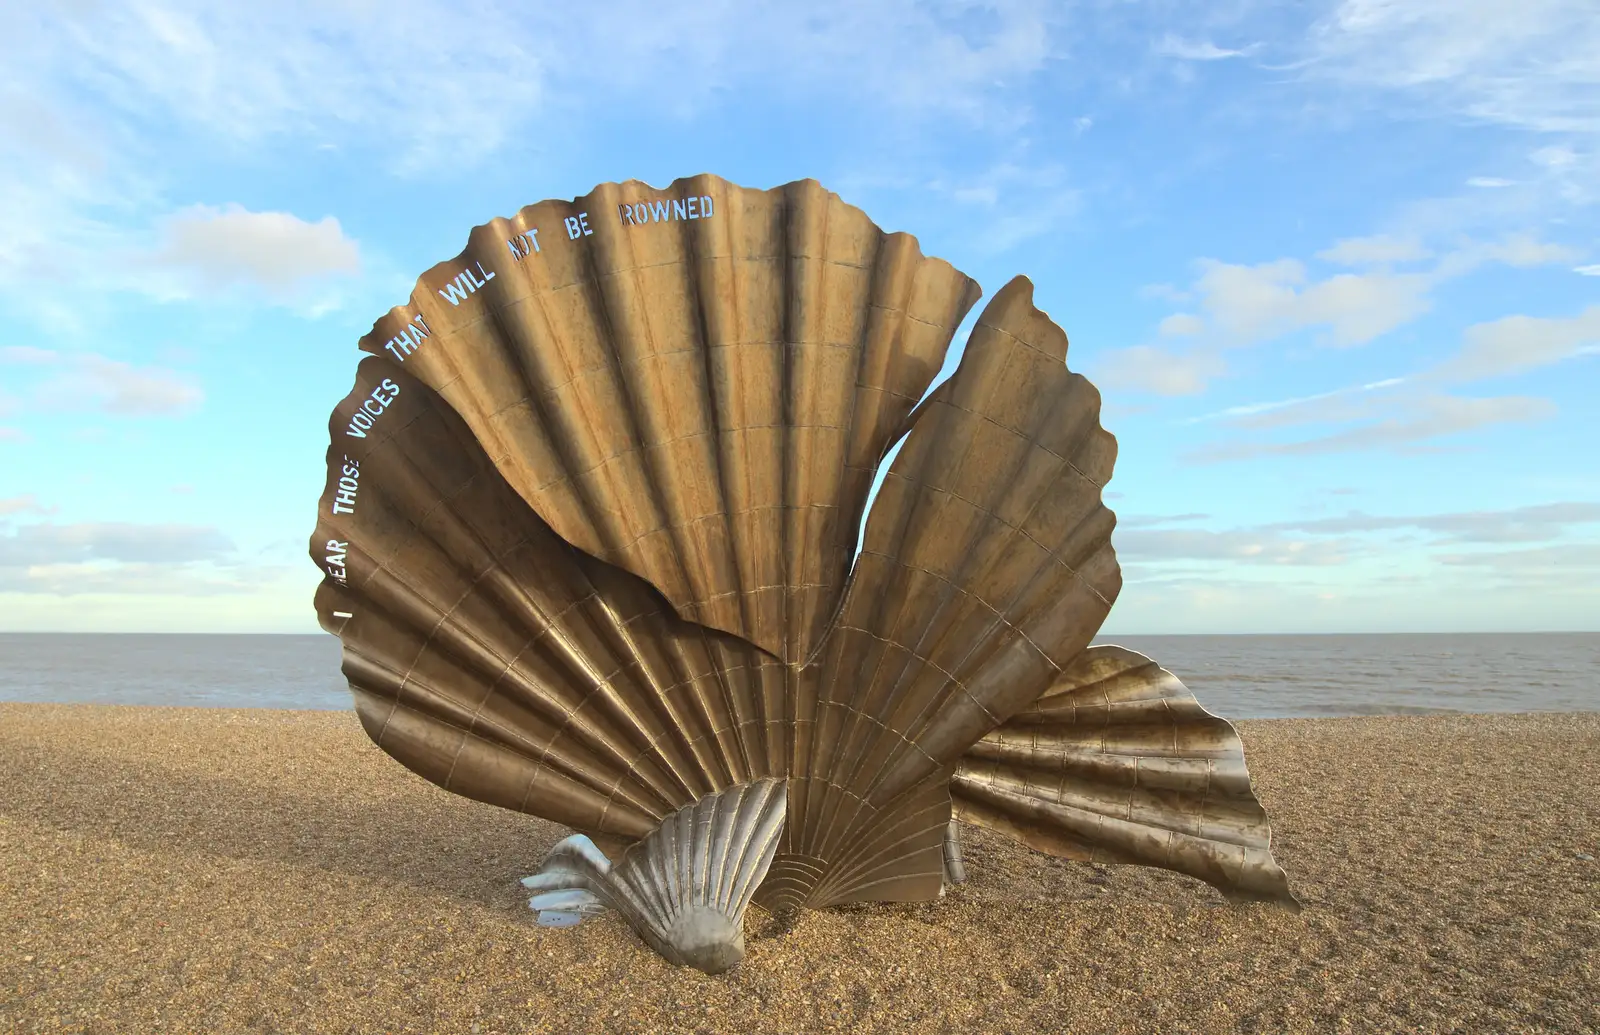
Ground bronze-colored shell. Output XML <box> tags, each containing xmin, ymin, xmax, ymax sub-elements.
<box><xmin>358</xmin><ymin>176</ymin><xmax>979</xmax><ymax>668</ymax></box>
<box><xmin>310</xmin><ymin>175</ymin><xmax>1295</xmax><ymax>955</ymax></box>
<box><xmin>954</xmin><ymin>645</ymin><xmax>1296</xmax><ymax>904</ymax></box>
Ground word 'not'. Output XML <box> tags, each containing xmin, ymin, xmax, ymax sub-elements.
<box><xmin>507</xmin><ymin>228</ymin><xmax>541</xmax><ymax>261</ymax></box>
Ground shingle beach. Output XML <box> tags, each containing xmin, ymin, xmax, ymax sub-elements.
<box><xmin>3</xmin><ymin>704</ymin><xmax>1595</xmax><ymax>1034</ymax></box>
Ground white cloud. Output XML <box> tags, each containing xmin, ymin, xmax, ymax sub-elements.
<box><xmin>1157</xmin><ymin>313</ymin><xmax>1205</xmax><ymax>336</ymax></box>
<box><xmin>1153</xmin><ymin>34</ymin><xmax>1253</xmax><ymax>61</ymax></box>
<box><xmin>1104</xmin><ymin>505</ymin><xmax>1600</xmax><ymax>632</ymax></box>
<box><xmin>1113</xmin><ymin>229</ymin><xmax>1572</xmax><ymax>399</ymax></box>
<box><xmin>1192</xmin><ymin>258</ymin><xmax>1433</xmax><ymax>347</ymax></box>
<box><xmin>29</xmin><ymin>1</ymin><xmax>1062</xmax><ymax>171</ymax></box>
<box><xmin>1390</xmin><ymin>146</ymin><xmax>1598</xmax><ymax>245</ymax></box>
<box><xmin>1316</xmin><ymin>234</ymin><xmax>1431</xmax><ymax>265</ymax></box>
<box><xmin>1531</xmin><ymin>145</ymin><xmax>1580</xmax><ymax>167</ymax></box>
<box><xmin>149</xmin><ymin>203</ymin><xmax>361</xmax><ymax>296</ymax></box>
<box><xmin>1573</xmin><ymin>264</ymin><xmax>1600</xmax><ymax>276</ymax></box>
<box><xmin>1186</xmin><ymin>376</ymin><xmax>1406</xmax><ymax>426</ymax></box>
<box><xmin>1093</xmin><ymin>345</ymin><xmax>1225</xmax><ymax>396</ymax></box>
<box><xmin>1266</xmin><ymin>502</ymin><xmax>1600</xmax><ymax>543</ymax></box>
<box><xmin>1466</xmin><ymin>177</ymin><xmax>1515</xmax><ymax>188</ymax></box>
<box><xmin>1483</xmin><ymin>235</ymin><xmax>1581</xmax><ymax>267</ymax></box>
<box><xmin>1437</xmin><ymin>543</ymin><xmax>1600</xmax><ymax>574</ymax></box>
<box><xmin>78</xmin><ymin>355</ymin><xmax>204</xmax><ymax>415</ymax></box>
<box><xmin>0</xmin><ymin>0</ymin><xmax>1078</xmax><ymax>328</ymax></box>
<box><xmin>0</xmin><ymin>346</ymin><xmax>58</xmax><ymax>365</ymax></box>
<box><xmin>925</xmin><ymin>161</ymin><xmax>1081</xmax><ymax>254</ymax></box>
<box><xmin>1157</xmin><ymin>232</ymin><xmax>1581</xmax><ymax>364</ymax></box>
<box><xmin>1116</xmin><ymin>527</ymin><xmax>1356</xmax><ymax>565</ymax></box>
<box><xmin>1187</xmin><ymin>391</ymin><xmax>1556</xmax><ymax>462</ymax></box>
<box><xmin>0</xmin><ymin>521</ymin><xmax>235</xmax><ymax>567</ymax></box>
<box><xmin>1439</xmin><ymin>305</ymin><xmax>1600</xmax><ymax>380</ymax></box>
<box><xmin>0</xmin><ymin>562</ymin><xmax>287</xmax><ymax>597</ymax></box>
<box><xmin>0</xmin><ymin>516</ymin><xmax>275</xmax><ymax>598</ymax></box>
<box><xmin>1139</xmin><ymin>283</ymin><xmax>1192</xmax><ymax>303</ymax></box>
<box><xmin>1113</xmin><ymin>503</ymin><xmax>1600</xmax><ymax>591</ymax></box>
<box><xmin>0</xmin><ymin>348</ymin><xmax>203</xmax><ymax>416</ymax></box>
<box><xmin>1303</xmin><ymin>0</ymin><xmax>1600</xmax><ymax>134</ymax></box>
<box><xmin>0</xmin><ymin>495</ymin><xmax>54</xmax><ymax>517</ymax></box>
<box><xmin>1117</xmin><ymin>512</ymin><xmax>1211</xmax><ymax>528</ymax></box>
<box><xmin>1432</xmin><ymin>233</ymin><xmax>1583</xmax><ymax>278</ymax></box>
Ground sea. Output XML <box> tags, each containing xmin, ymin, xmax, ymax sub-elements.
<box><xmin>0</xmin><ymin>632</ymin><xmax>1595</xmax><ymax>719</ymax></box>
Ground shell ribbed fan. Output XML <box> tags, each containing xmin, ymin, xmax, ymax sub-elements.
<box><xmin>310</xmin><ymin>175</ymin><xmax>1296</xmax><ymax>973</ymax></box>
<box><xmin>522</xmin><ymin>780</ymin><xmax>786</xmax><ymax>973</ymax></box>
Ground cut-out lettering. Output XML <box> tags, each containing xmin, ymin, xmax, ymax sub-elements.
<box><xmin>564</xmin><ymin>212</ymin><xmax>592</xmax><ymax>239</ymax></box>
<box><xmin>343</xmin><ymin>380</ymin><xmax>400</xmax><ymax>438</ymax></box>
<box><xmin>382</xmin><ymin>313</ymin><xmax>431</xmax><ymax>362</ymax></box>
<box><xmin>618</xmin><ymin>195</ymin><xmax>716</xmax><ymax>226</ymax></box>
<box><xmin>330</xmin><ymin>457</ymin><xmax>361</xmax><ymax>514</ymax></box>
<box><xmin>437</xmin><ymin>262</ymin><xmax>497</xmax><ymax>307</ymax></box>
<box><xmin>507</xmin><ymin>229</ymin><xmax>541</xmax><ymax>260</ymax></box>
<box><xmin>324</xmin><ymin>538</ymin><xmax>350</xmax><ymax>583</ymax></box>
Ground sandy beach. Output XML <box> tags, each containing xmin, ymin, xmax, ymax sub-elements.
<box><xmin>2</xmin><ymin>703</ymin><xmax>1595</xmax><ymax>1034</ymax></box>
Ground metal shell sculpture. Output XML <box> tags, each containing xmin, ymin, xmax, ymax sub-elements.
<box><xmin>310</xmin><ymin>175</ymin><xmax>1296</xmax><ymax>973</ymax></box>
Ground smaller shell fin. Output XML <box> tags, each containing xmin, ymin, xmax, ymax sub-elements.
<box><xmin>951</xmin><ymin>645</ymin><xmax>1299</xmax><ymax>907</ymax></box>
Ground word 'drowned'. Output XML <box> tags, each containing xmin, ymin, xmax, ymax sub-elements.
<box><xmin>618</xmin><ymin>196</ymin><xmax>715</xmax><ymax>227</ymax></box>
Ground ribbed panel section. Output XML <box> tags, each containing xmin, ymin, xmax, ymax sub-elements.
<box><xmin>312</xmin><ymin>361</ymin><xmax>782</xmax><ymax>840</ymax></box>
<box><xmin>608</xmin><ymin>779</ymin><xmax>787</xmax><ymax>922</ymax></box>
<box><xmin>311</xmin><ymin>178</ymin><xmax>1295</xmax><ymax>927</ymax></box>
<box><xmin>776</xmin><ymin>276</ymin><xmax>1122</xmax><ymax>905</ymax></box>
<box><xmin>951</xmin><ymin>645</ymin><xmax>1297</xmax><ymax>905</ymax></box>
<box><xmin>358</xmin><ymin>175</ymin><xmax>980</xmax><ymax>667</ymax></box>
<box><xmin>522</xmin><ymin>780</ymin><xmax>787</xmax><ymax>973</ymax></box>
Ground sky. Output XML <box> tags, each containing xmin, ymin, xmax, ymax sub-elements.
<box><xmin>0</xmin><ymin>0</ymin><xmax>1596</xmax><ymax>635</ymax></box>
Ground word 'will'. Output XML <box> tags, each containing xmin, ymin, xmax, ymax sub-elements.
<box><xmin>330</xmin><ymin>457</ymin><xmax>361</xmax><ymax>515</ymax></box>
<box><xmin>618</xmin><ymin>196</ymin><xmax>715</xmax><ymax>226</ymax></box>
<box><xmin>439</xmin><ymin>262</ymin><xmax>496</xmax><ymax>307</ymax></box>
<box><xmin>344</xmin><ymin>380</ymin><xmax>400</xmax><ymax>439</ymax></box>
<box><xmin>382</xmin><ymin>313</ymin><xmax>432</xmax><ymax>362</ymax></box>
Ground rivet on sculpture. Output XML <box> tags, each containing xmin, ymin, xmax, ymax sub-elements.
<box><xmin>310</xmin><ymin>175</ymin><xmax>1298</xmax><ymax>975</ymax></box>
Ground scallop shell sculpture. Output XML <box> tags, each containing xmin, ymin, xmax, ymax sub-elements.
<box><xmin>310</xmin><ymin>175</ymin><xmax>1296</xmax><ymax>973</ymax></box>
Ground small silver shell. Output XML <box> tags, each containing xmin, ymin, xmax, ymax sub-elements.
<box><xmin>523</xmin><ymin>779</ymin><xmax>786</xmax><ymax>973</ymax></box>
